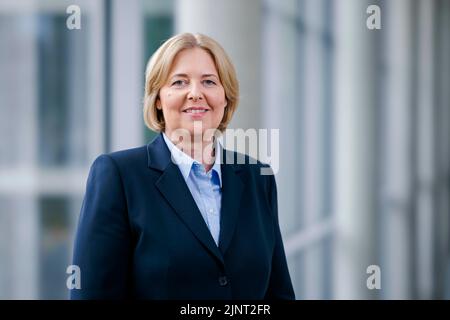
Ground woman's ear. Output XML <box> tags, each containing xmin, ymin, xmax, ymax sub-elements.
<box><xmin>156</xmin><ymin>98</ymin><xmax>162</xmax><ymax>110</ymax></box>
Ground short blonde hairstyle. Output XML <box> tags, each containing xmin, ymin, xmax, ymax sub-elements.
<box><xmin>143</xmin><ymin>33</ymin><xmax>239</xmax><ymax>132</ymax></box>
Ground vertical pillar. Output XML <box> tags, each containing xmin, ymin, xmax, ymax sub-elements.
<box><xmin>301</xmin><ymin>0</ymin><xmax>326</xmax><ymax>299</ymax></box>
<box><xmin>415</xmin><ymin>0</ymin><xmax>436</xmax><ymax>299</ymax></box>
<box><xmin>381</xmin><ymin>0</ymin><xmax>414</xmax><ymax>299</ymax></box>
<box><xmin>111</xmin><ymin>0</ymin><xmax>143</xmax><ymax>151</ymax></box>
<box><xmin>332</xmin><ymin>0</ymin><xmax>379</xmax><ymax>299</ymax></box>
<box><xmin>434</xmin><ymin>0</ymin><xmax>450</xmax><ymax>299</ymax></box>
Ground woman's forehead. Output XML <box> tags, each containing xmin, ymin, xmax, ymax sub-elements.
<box><xmin>169</xmin><ymin>48</ymin><xmax>219</xmax><ymax>76</ymax></box>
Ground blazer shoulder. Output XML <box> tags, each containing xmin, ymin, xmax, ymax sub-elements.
<box><xmin>85</xmin><ymin>146</ymin><xmax>149</xmax><ymax>182</ymax></box>
<box><xmin>223</xmin><ymin>149</ymin><xmax>275</xmax><ymax>193</ymax></box>
<box><xmin>224</xmin><ymin>149</ymin><xmax>273</xmax><ymax>174</ymax></box>
<box><xmin>92</xmin><ymin>145</ymin><xmax>148</xmax><ymax>168</ymax></box>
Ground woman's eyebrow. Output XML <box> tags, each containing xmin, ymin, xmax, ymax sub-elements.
<box><xmin>170</xmin><ymin>73</ymin><xmax>188</xmax><ymax>79</ymax></box>
<box><xmin>202</xmin><ymin>74</ymin><xmax>219</xmax><ymax>79</ymax></box>
<box><xmin>170</xmin><ymin>73</ymin><xmax>219</xmax><ymax>79</ymax></box>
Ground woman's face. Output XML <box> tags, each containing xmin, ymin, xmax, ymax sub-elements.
<box><xmin>157</xmin><ymin>47</ymin><xmax>227</xmax><ymax>139</ymax></box>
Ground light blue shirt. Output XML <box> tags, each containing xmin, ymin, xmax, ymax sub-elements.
<box><xmin>162</xmin><ymin>133</ymin><xmax>222</xmax><ymax>246</ymax></box>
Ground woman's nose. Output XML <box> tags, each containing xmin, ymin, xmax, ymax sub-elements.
<box><xmin>187</xmin><ymin>82</ymin><xmax>203</xmax><ymax>101</ymax></box>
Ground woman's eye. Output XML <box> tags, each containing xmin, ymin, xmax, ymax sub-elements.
<box><xmin>172</xmin><ymin>80</ymin><xmax>186</xmax><ymax>86</ymax></box>
<box><xmin>203</xmin><ymin>79</ymin><xmax>216</xmax><ymax>86</ymax></box>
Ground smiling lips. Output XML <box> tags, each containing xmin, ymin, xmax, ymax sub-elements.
<box><xmin>183</xmin><ymin>107</ymin><xmax>209</xmax><ymax>114</ymax></box>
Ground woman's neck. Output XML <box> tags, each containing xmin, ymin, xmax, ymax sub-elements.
<box><xmin>167</xmin><ymin>131</ymin><xmax>216</xmax><ymax>172</ymax></box>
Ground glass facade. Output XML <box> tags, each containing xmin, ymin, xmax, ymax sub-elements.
<box><xmin>0</xmin><ymin>0</ymin><xmax>449</xmax><ymax>299</ymax></box>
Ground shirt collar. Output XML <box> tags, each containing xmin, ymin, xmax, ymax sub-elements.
<box><xmin>162</xmin><ymin>132</ymin><xmax>222</xmax><ymax>187</ymax></box>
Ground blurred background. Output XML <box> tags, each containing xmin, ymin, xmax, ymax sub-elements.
<box><xmin>0</xmin><ymin>0</ymin><xmax>449</xmax><ymax>299</ymax></box>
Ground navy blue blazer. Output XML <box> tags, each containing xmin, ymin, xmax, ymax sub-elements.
<box><xmin>71</xmin><ymin>133</ymin><xmax>295</xmax><ymax>300</ymax></box>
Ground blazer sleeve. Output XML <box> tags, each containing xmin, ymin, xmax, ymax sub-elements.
<box><xmin>70</xmin><ymin>155</ymin><xmax>132</xmax><ymax>299</ymax></box>
<box><xmin>264</xmin><ymin>171</ymin><xmax>296</xmax><ymax>300</ymax></box>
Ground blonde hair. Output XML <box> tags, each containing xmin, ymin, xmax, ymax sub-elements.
<box><xmin>143</xmin><ymin>33</ymin><xmax>239</xmax><ymax>132</ymax></box>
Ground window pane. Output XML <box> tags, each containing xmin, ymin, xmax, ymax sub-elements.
<box><xmin>0</xmin><ymin>198</ymin><xmax>13</xmax><ymax>298</ymax></box>
<box><xmin>142</xmin><ymin>0</ymin><xmax>174</xmax><ymax>143</ymax></box>
<box><xmin>37</xmin><ymin>13</ymin><xmax>88</xmax><ymax>167</ymax></box>
<box><xmin>38</xmin><ymin>195</ymin><xmax>78</xmax><ymax>299</ymax></box>
<box><xmin>289</xmin><ymin>234</ymin><xmax>333</xmax><ymax>299</ymax></box>
<box><xmin>0</xmin><ymin>14</ymin><xmax>36</xmax><ymax>167</ymax></box>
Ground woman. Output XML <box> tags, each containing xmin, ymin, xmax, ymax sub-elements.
<box><xmin>71</xmin><ymin>33</ymin><xmax>295</xmax><ymax>300</ymax></box>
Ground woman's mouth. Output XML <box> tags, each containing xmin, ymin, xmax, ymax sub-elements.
<box><xmin>184</xmin><ymin>109</ymin><xmax>208</xmax><ymax>114</ymax></box>
<box><xmin>183</xmin><ymin>107</ymin><xmax>209</xmax><ymax>118</ymax></box>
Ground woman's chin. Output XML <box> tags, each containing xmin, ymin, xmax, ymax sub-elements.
<box><xmin>182</xmin><ymin>122</ymin><xmax>219</xmax><ymax>135</ymax></box>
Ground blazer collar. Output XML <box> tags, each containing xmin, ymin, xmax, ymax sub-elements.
<box><xmin>146</xmin><ymin>133</ymin><xmax>172</xmax><ymax>171</ymax></box>
<box><xmin>147</xmin><ymin>133</ymin><xmax>244</xmax><ymax>265</ymax></box>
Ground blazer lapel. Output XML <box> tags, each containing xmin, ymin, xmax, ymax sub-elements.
<box><xmin>147</xmin><ymin>134</ymin><xmax>224</xmax><ymax>265</ymax></box>
<box><xmin>218</xmin><ymin>150</ymin><xmax>244</xmax><ymax>255</ymax></box>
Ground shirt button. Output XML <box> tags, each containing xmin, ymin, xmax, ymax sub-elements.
<box><xmin>209</xmin><ymin>208</ymin><xmax>214</xmax><ymax>213</ymax></box>
<box><xmin>218</xmin><ymin>276</ymin><xmax>228</xmax><ymax>286</ymax></box>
